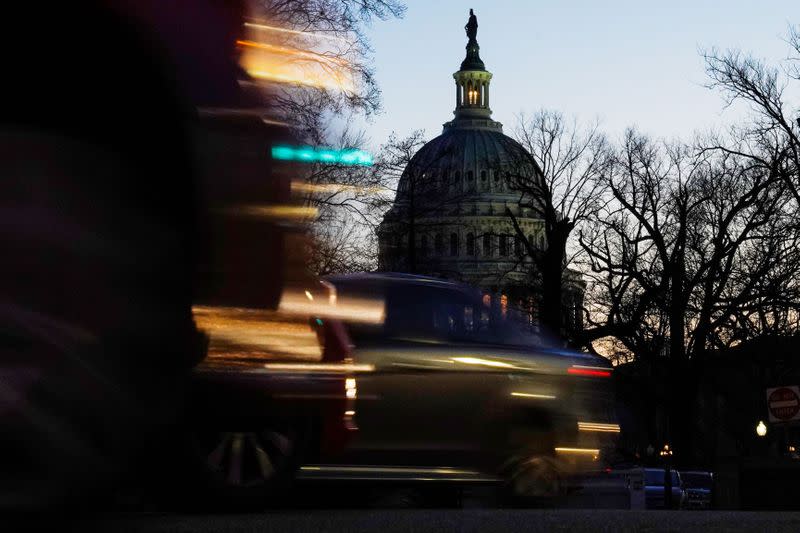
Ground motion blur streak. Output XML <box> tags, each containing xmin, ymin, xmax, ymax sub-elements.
<box><xmin>236</xmin><ymin>40</ymin><xmax>350</xmax><ymax>66</ymax></box>
<box><xmin>577</xmin><ymin>421</ymin><xmax>621</xmax><ymax>433</ymax></box>
<box><xmin>193</xmin><ymin>306</ymin><xmax>322</xmax><ymax>361</ymax></box>
<box><xmin>291</xmin><ymin>181</ymin><xmax>383</xmax><ymax>195</ymax></box>
<box><xmin>345</xmin><ymin>377</ymin><xmax>357</xmax><ymax>399</ymax></box>
<box><xmin>218</xmin><ymin>205</ymin><xmax>319</xmax><ymax>220</ymax></box>
<box><xmin>244</xmin><ymin>22</ymin><xmax>352</xmax><ymax>43</ymax></box>
<box><xmin>261</xmin><ymin>363</ymin><xmax>375</xmax><ymax>373</ymax></box>
<box><xmin>510</xmin><ymin>392</ymin><xmax>556</xmax><ymax>400</ymax></box>
<box><xmin>300</xmin><ymin>466</ymin><xmax>478</xmax><ymax>475</ymax></box>
<box><xmin>567</xmin><ymin>367</ymin><xmax>611</xmax><ymax>378</ymax></box>
<box><xmin>452</xmin><ymin>356</ymin><xmax>515</xmax><ymax>369</ymax></box>
<box><xmin>247</xmin><ymin>70</ymin><xmax>353</xmax><ymax>90</ymax></box>
<box><xmin>278</xmin><ymin>291</ymin><xmax>385</xmax><ymax>323</ymax></box>
<box><xmin>555</xmin><ymin>447</ymin><xmax>601</xmax><ymax>455</ymax></box>
<box><xmin>273</xmin><ymin>145</ymin><xmax>373</xmax><ymax>166</ymax></box>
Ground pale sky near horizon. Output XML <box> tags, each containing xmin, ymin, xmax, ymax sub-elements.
<box><xmin>362</xmin><ymin>1</ymin><xmax>799</xmax><ymax>149</ymax></box>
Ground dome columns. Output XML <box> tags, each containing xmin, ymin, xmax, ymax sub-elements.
<box><xmin>453</xmin><ymin>70</ymin><xmax>493</xmax><ymax>119</ymax></box>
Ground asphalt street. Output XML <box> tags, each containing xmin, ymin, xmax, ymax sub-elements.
<box><xmin>54</xmin><ymin>510</ymin><xmax>800</xmax><ymax>533</ymax></box>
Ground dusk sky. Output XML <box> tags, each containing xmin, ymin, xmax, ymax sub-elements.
<box><xmin>364</xmin><ymin>1</ymin><xmax>799</xmax><ymax>148</ymax></box>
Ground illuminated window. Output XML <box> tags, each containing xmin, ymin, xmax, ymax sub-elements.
<box><xmin>501</xmin><ymin>294</ymin><xmax>508</xmax><ymax>318</ymax></box>
<box><xmin>468</xmin><ymin>85</ymin><xmax>478</xmax><ymax>105</ymax></box>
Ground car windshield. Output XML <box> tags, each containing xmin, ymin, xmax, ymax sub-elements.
<box><xmin>645</xmin><ymin>469</ymin><xmax>680</xmax><ymax>486</ymax></box>
<box><xmin>341</xmin><ymin>282</ymin><xmax>554</xmax><ymax>349</ymax></box>
<box><xmin>681</xmin><ymin>472</ymin><xmax>712</xmax><ymax>489</ymax></box>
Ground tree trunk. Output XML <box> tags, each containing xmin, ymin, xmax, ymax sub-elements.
<box><xmin>539</xmin><ymin>228</ymin><xmax>569</xmax><ymax>337</ymax></box>
<box><xmin>667</xmin><ymin>245</ymin><xmax>690</xmax><ymax>466</ymax></box>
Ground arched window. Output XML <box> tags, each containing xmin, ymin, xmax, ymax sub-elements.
<box><xmin>528</xmin><ymin>234</ymin><xmax>535</xmax><ymax>249</ymax></box>
<box><xmin>481</xmin><ymin>170</ymin><xmax>487</xmax><ymax>181</ymax></box>
<box><xmin>499</xmin><ymin>234</ymin><xmax>507</xmax><ymax>256</ymax></box>
<box><xmin>450</xmin><ymin>233</ymin><xmax>459</xmax><ymax>256</ymax></box>
<box><xmin>514</xmin><ymin>234</ymin><xmax>522</xmax><ymax>256</ymax></box>
<box><xmin>539</xmin><ymin>234</ymin><xmax>546</xmax><ymax>249</ymax></box>
<box><xmin>494</xmin><ymin>171</ymin><xmax>500</xmax><ymax>182</ymax></box>
<box><xmin>435</xmin><ymin>234</ymin><xmax>443</xmax><ymax>254</ymax></box>
<box><xmin>420</xmin><ymin>234</ymin><xmax>428</xmax><ymax>257</ymax></box>
<box><xmin>467</xmin><ymin>170</ymin><xmax>474</xmax><ymax>180</ymax></box>
<box><xmin>466</xmin><ymin>233</ymin><xmax>475</xmax><ymax>255</ymax></box>
<box><xmin>483</xmin><ymin>234</ymin><xmax>492</xmax><ymax>256</ymax></box>
<box><xmin>454</xmin><ymin>170</ymin><xmax>461</xmax><ymax>183</ymax></box>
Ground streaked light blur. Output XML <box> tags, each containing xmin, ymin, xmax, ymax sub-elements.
<box><xmin>193</xmin><ymin>305</ymin><xmax>322</xmax><ymax>362</ymax></box>
<box><xmin>555</xmin><ymin>447</ymin><xmax>601</xmax><ymax>455</ymax></box>
<box><xmin>262</xmin><ymin>363</ymin><xmax>375</xmax><ymax>373</ymax></box>
<box><xmin>452</xmin><ymin>356</ymin><xmax>516</xmax><ymax>369</ymax></box>
<box><xmin>345</xmin><ymin>377</ymin><xmax>357</xmax><ymax>399</ymax></box>
<box><xmin>272</xmin><ymin>145</ymin><xmax>373</xmax><ymax>166</ymax></box>
<box><xmin>568</xmin><ymin>366</ymin><xmax>612</xmax><ymax>378</ymax></box>
<box><xmin>577</xmin><ymin>421</ymin><xmax>621</xmax><ymax>433</ymax></box>
<box><xmin>217</xmin><ymin>204</ymin><xmax>319</xmax><ymax>220</ymax></box>
<box><xmin>278</xmin><ymin>288</ymin><xmax>385</xmax><ymax>324</ymax></box>
<box><xmin>238</xmin><ymin>20</ymin><xmax>357</xmax><ymax>92</ymax></box>
<box><xmin>291</xmin><ymin>181</ymin><xmax>384</xmax><ymax>196</ymax></box>
<box><xmin>510</xmin><ymin>392</ymin><xmax>556</xmax><ymax>400</ymax></box>
<box><xmin>244</xmin><ymin>22</ymin><xmax>352</xmax><ymax>44</ymax></box>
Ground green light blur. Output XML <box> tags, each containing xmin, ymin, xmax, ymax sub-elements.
<box><xmin>271</xmin><ymin>145</ymin><xmax>374</xmax><ymax>166</ymax></box>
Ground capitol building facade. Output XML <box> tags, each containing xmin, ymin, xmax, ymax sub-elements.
<box><xmin>377</xmin><ymin>11</ymin><xmax>583</xmax><ymax>333</ymax></box>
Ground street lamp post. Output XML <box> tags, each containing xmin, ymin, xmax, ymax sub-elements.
<box><xmin>660</xmin><ymin>444</ymin><xmax>674</xmax><ymax>509</ymax></box>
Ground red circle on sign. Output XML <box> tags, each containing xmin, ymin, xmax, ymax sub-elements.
<box><xmin>769</xmin><ymin>387</ymin><xmax>800</xmax><ymax>421</ymax></box>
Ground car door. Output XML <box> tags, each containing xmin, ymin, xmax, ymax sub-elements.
<box><xmin>347</xmin><ymin>285</ymin><xmax>501</xmax><ymax>464</ymax></box>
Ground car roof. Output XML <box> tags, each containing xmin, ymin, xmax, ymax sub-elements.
<box><xmin>325</xmin><ymin>272</ymin><xmax>481</xmax><ymax>296</ymax></box>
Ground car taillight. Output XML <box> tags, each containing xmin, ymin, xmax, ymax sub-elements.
<box><xmin>568</xmin><ymin>366</ymin><xmax>612</xmax><ymax>378</ymax></box>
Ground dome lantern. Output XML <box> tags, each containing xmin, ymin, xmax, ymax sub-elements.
<box><xmin>448</xmin><ymin>9</ymin><xmax>502</xmax><ymax>132</ymax></box>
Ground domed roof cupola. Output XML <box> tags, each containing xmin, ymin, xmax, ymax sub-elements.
<box><xmin>447</xmin><ymin>9</ymin><xmax>502</xmax><ymax>132</ymax></box>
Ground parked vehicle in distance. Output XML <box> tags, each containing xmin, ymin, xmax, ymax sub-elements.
<box><xmin>644</xmin><ymin>468</ymin><xmax>685</xmax><ymax>509</ymax></box>
<box><xmin>317</xmin><ymin>273</ymin><xmax>619</xmax><ymax>504</ymax></box>
<box><xmin>680</xmin><ymin>470</ymin><xmax>713</xmax><ymax>510</ymax></box>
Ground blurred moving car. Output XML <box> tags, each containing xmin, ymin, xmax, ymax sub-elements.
<box><xmin>309</xmin><ymin>273</ymin><xmax>619</xmax><ymax>503</ymax></box>
<box><xmin>679</xmin><ymin>470</ymin><xmax>713</xmax><ymax>510</ymax></box>
<box><xmin>644</xmin><ymin>468</ymin><xmax>685</xmax><ymax>509</ymax></box>
<box><xmin>172</xmin><ymin>103</ymin><xmax>367</xmax><ymax>508</ymax></box>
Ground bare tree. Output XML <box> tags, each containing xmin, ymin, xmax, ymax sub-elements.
<box><xmin>701</xmin><ymin>24</ymin><xmax>800</xmax><ymax>204</ymax></box>
<box><xmin>504</xmin><ymin>110</ymin><xmax>611</xmax><ymax>338</ymax></box>
<box><xmin>258</xmin><ymin>0</ymin><xmax>406</xmax><ymax>132</ymax></box>
<box><xmin>579</xmin><ymin>129</ymin><xmax>800</xmax><ymax>462</ymax></box>
<box><xmin>243</xmin><ymin>1</ymin><xmax>406</xmax><ymax>274</ymax></box>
